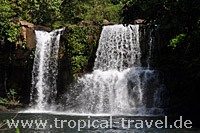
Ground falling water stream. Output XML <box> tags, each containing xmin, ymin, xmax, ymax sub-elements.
<box><xmin>30</xmin><ymin>28</ymin><xmax>64</xmax><ymax>110</ymax></box>
<box><xmin>60</xmin><ymin>25</ymin><xmax>168</xmax><ymax>115</ymax></box>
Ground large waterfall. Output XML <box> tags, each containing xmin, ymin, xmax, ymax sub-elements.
<box><xmin>30</xmin><ymin>28</ymin><xmax>63</xmax><ymax>110</ymax></box>
<box><xmin>61</xmin><ymin>25</ymin><xmax>168</xmax><ymax>115</ymax></box>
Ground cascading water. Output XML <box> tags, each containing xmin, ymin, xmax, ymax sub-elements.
<box><xmin>94</xmin><ymin>25</ymin><xmax>141</xmax><ymax>71</ymax></box>
<box><xmin>30</xmin><ymin>28</ymin><xmax>63</xmax><ymax>110</ymax></box>
<box><xmin>61</xmin><ymin>24</ymin><xmax>168</xmax><ymax>115</ymax></box>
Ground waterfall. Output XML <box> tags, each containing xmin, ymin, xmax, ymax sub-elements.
<box><xmin>61</xmin><ymin>25</ymin><xmax>168</xmax><ymax>115</ymax></box>
<box><xmin>94</xmin><ymin>25</ymin><xmax>141</xmax><ymax>71</ymax></box>
<box><xmin>30</xmin><ymin>28</ymin><xmax>63</xmax><ymax>110</ymax></box>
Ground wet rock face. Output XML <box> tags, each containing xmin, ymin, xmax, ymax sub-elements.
<box><xmin>19</xmin><ymin>21</ymin><xmax>51</xmax><ymax>49</ymax></box>
<box><xmin>21</xmin><ymin>26</ymin><xmax>36</xmax><ymax>49</ymax></box>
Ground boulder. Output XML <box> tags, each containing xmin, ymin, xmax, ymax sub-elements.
<box><xmin>0</xmin><ymin>105</ymin><xmax>8</xmax><ymax>111</ymax></box>
<box><xmin>103</xmin><ymin>19</ymin><xmax>110</xmax><ymax>25</ymax></box>
<box><xmin>134</xmin><ymin>19</ymin><xmax>146</xmax><ymax>24</ymax></box>
<box><xmin>20</xmin><ymin>21</ymin><xmax>34</xmax><ymax>29</ymax></box>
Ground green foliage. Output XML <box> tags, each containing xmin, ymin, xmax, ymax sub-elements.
<box><xmin>65</xmin><ymin>26</ymin><xmax>100</xmax><ymax>78</ymax></box>
<box><xmin>0</xmin><ymin>0</ymin><xmax>18</xmax><ymax>44</ymax></box>
<box><xmin>60</xmin><ymin>0</ymin><xmax>81</xmax><ymax>24</ymax></box>
<box><xmin>0</xmin><ymin>89</ymin><xmax>20</xmax><ymax>105</ymax></box>
<box><xmin>12</xmin><ymin>0</ymin><xmax>63</xmax><ymax>26</ymax></box>
<box><xmin>104</xmin><ymin>4</ymin><xmax>123</xmax><ymax>23</ymax></box>
<box><xmin>0</xmin><ymin>98</ymin><xmax>9</xmax><ymax>104</ymax></box>
<box><xmin>5</xmin><ymin>22</ymin><xmax>20</xmax><ymax>44</ymax></box>
<box><xmin>169</xmin><ymin>34</ymin><xmax>186</xmax><ymax>49</ymax></box>
<box><xmin>16</xmin><ymin>127</ymin><xmax>20</xmax><ymax>133</ymax></box>
<box><xmin>71</xmin><ymin>56</ymin><xmax>87</xmax><ymax>74</ymax></box>
<box><xmin>0</xmin><ymin>0</ymin><xmax>65</xmax><ymax>47</ymax></box>
<box><xmin>61</xmin><ymin>0</ymin><xmax>124</xmax><ymax>24</ymax></box>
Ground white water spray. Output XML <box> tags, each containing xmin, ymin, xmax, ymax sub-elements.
<box><xmin>61</xmin><ymin>25</ymin><xmax>168</xmax><ymax>115</ymax></box>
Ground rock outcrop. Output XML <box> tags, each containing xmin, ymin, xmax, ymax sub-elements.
<box><xmin>19</xmin><ymin>21</ymin><xmax>51</xmax><ymax>49</ymax></box>
<box><xmin>0</xmin><ymin>105</ymin><xmax>8</xmax><ymax>111</ymax></box>
<box><xmin>134</xmin><ymin>19</ymin><xmax>146</xmax><ymax>24</ymax></box>
<box><xmin>103</xmin><ymin>19</ymin><xmax>110</xmax><ymax>25</ymax></box>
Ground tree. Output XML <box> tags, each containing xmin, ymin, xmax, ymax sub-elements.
<box><xmin>60</xmin><ymin>0</ymin><xmax>125</xmax><ymax>24</ymax></box>
<box><xmin>0</xmin><ymin>0</ymin><xmax>19</xmax><ymax>45</ymax></box>
<box><xmin>12</xmin><ymin>0</ymin><xmax>63</xmax><ymax>27</ymax></box>
<box><xmin>121</xmin><ymin>0</ymin><xmax>200</xmax><ymax>47</ymax></box>
<box><xmin>0</xmin><ymin>0</ymin><xmax>65</xmax><ymax>46</ymax></box>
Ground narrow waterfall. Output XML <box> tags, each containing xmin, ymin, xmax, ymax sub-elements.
<box><xmin>62</xmin><ymin>25</ymin><xmax>168</xmax><ymax>115</ymax></box>
<box><xmin>30</xmin><ymin>28</ymin><xmax>63</xmax><ymax>110</ymax></box>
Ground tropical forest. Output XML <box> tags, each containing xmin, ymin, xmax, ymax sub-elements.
<box><xmin>0</xmin><ymin>0</ymin><xmax>200</xmax><ymax>132</ymax></box>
